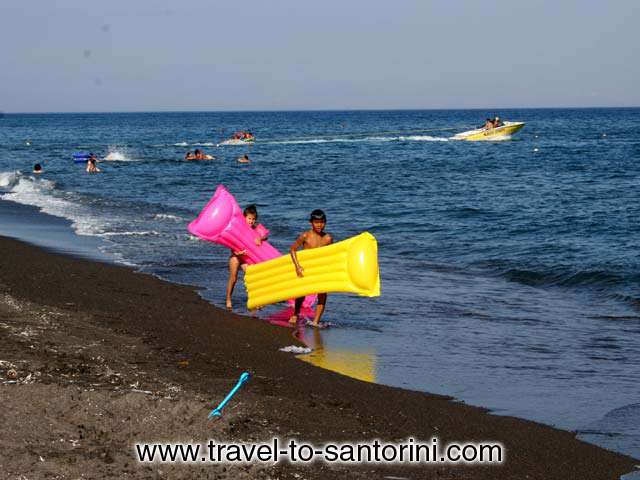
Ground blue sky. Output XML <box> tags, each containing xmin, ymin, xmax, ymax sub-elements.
<box><xmin>1</xmin><ymin>0</ymin><xmax>638</xmax><ymax>112</ymax></box>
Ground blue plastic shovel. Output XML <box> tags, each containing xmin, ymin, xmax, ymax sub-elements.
<box><xmin>208</xmin><ymin>372</ymin><xmax>251</xmax><ymax>419</ymax></box>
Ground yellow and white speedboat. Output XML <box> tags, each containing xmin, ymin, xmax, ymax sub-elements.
<box><xmin>452</xmin><ymin>121</ymin><xmax>525</xmax><ymax>141</ymax></box>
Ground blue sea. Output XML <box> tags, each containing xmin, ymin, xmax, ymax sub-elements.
<box><xmin>1</xmin><ymin>109</ymin><xmax>639</xmax><ymax>460</ymax></box>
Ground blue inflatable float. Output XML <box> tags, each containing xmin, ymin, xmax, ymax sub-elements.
<box><xmin>73</xmin><ymin>152</ymin><xmax>91</xmax><ymax>164</ymax></box>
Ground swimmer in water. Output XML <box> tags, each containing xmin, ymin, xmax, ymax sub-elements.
<box><xmin>237</xmin><ymin>154</ymin><xmax>250</xmax><ymax>163</ymax></box>
<box><xmin>33</xmin><ymin>163</ymin><xmax>43</xmax><ymax>174</ymax></box>
<box><xmin>193</xmin><ymin>149</ymin><xmax>215</xmax><ymax>160</ymax></box>
<box><xmin>86</xmin><ymin>154</ymin><xmax>101</xmax><ymax>173</ymax></box>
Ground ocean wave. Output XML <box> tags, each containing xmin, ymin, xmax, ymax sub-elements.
<box><xmin>104</xmin><ymin>150</ymin><xmax>132</xmax><ymax>161</ymax></box>
<box><xmin>398</xmin><ymin>135</ymin><xmax>449</xmax><ymax>142</ymax></box>
<box><xmin>154</xmin><ymin>213</ymin><xmax>183</xmax><ymax>222</ymax></box>
<box><xmin>0</xmin><ymin>174</ymin><xmax>113</xmax><ymax>237</ymax></box>
<box><xmin>160</xmin><ymin>142</ymin><xmax>217</xmax><ymax>147</ymax></box>
<box><xmin>0</xmin><ymin>170</ymin><xmax>21</xmax><ymax>188</ymax></box>
<box><xmin>499</xmin><ymin>267</ymin><xmax>628</xmax><ymax>289</ymax></box>
<box><xmin>96</xmin><ymin>230</ymin><xmax>161</xmax><ymax>237</ymax></box>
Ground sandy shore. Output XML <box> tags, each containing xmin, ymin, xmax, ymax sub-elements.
<box><xmin>0</xmin><ymin>235</ymin><xmax>636</xmax><ymax>479</ymax></box>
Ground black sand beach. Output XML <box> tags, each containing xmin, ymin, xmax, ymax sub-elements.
<box><xmin>0</xmin><ymin>234</ymin><xmax>637</xmax><ymax>479</ymax></box>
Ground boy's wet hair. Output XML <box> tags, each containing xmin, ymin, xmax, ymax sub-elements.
<box><xmin>243</xmin><ymin>204</ymin><xmax>258</xmax><ymax>218</ymax></box>
<box><xmin>309</xmin><ymin>209</ymin><xmax>326</xmax><ymax>222</ymax></box>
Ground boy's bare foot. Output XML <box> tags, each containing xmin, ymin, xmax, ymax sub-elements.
<box><xmin>308</xmin><ymin>320</ymin><xmax>327</xmax><ymax>329</ymax></box>
<box><xmin>289</xmin><ymin>315</ymin><xmax>298</xmax><ymax>324</ymax></box>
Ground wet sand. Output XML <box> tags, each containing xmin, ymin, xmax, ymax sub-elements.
<box><xmin>0</xmin><ymin>235</ymin><xmax>636</xmax><ymax>479</ymax></box>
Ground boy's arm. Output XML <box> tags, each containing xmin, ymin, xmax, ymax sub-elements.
<box><xmin>254</xmin><ymin>233</ymin><xmax>268</xmax><ymax>245</ymax></box>
<box><xmin>325</xmin><ymin>233</ymin><xmax>334</xmax><ymax>245</ymax></box>
<box><xmin>289</xmin><ymin>233</ymin><xmax>306</xmax><ymax>277</ymax></box>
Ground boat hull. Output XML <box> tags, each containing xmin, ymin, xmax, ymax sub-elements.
<box><xmin>453</xmin><ymin>122</ymin><xmax>525</xmax><ymax>141</ymax></box>
<box><xmin>217</xmin><ymin>138</ymin><xmax>255</xmax><ymax>146</ymax></box>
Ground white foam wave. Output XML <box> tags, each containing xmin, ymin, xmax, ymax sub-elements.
<box><xmin>0</xmin><ymin>171</ymin><xmax>21</xmax><ymax>188</ymax></box>
<box><xmin>96</xmin><ymin>230</ymin><xmax>160</xmax><ymax>237</ymax></box>
<box><xmin>174</xmin><ymin>142</ymin><xmax>189</xmax><ymax>147</ymax></box>
<box><xmin>399</xmin><ymin>135</ymin><xmax>449</xmax><ymax>142</ymax></box>
<box><xmin>154</xmin><ymin>213</ymin><xmax>183</xmax><ymax>222</ymax></box>
<box><xmin>102</xmin><ymin>251</ymin><xmax>138</xmax><ymax>267</ymax></box>
<box><xmin>1</xmin><ymin>176</ymin><xmax>109</xmax><ymax>236</ymax></box>
<box><xmin>449</xmin><ymin>134</ymin><xmax>512</xmax><ymax>142</ymax></box>
<box><xmin>104</xmin><ymin>151</ymin><xmax>131</xmax><ymax>161</ymax></box>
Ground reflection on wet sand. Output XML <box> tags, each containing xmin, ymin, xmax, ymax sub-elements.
<box><xmin>295</xmin><ymin>327</ymin><xmax>377</xmax><ymax>383</ymax></box>
<box><xmin>263</xmin><ymin>305</ymin><xmax>377</xmax><ymax>382</ymax></box>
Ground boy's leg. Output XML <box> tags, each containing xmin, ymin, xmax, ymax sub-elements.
<box><xmin>226</xmin><ymin>256</ymin><xmax>241</xmax><ymax>309</ymax></box>
<box><xmin>312</xmin><ymin>294</ymin><xmax>327</xmax><ymax>326</ymax></box>
<box><xmin>289</xmin><ymin>297</ymin><xmax>305</xmax><ymax>324</ymax></box>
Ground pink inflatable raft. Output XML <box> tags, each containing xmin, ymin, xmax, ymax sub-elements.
<box><xmin>188</xmin><ymin>185</ymin><xmax>315</xmax><ymax>307</ymax></box>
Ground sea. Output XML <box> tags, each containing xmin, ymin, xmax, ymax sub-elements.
<box><xmin>1</xmin><ymin>108</ymin><xmax>639</xmax><ymax>463</ymax></box>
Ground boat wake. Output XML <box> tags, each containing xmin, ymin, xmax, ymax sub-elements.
<box><xmin>265</xmin><ymin>135</ymin><xmax>449</xmax><ymax>145</ymax></box>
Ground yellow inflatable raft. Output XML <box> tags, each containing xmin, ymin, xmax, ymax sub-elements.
<box><xmin>245</xmin><ymin>232</ymin><xmax>380</xmax><ymax>310</ymax></box>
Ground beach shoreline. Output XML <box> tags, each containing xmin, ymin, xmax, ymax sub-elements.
<box><xmin>0</xmin><ymin>234</ymin><xmax>636</xmax><ymax>479</ymax></box>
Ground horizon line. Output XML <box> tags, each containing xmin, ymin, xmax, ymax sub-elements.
<box><xmin>2</xmin><ymin>105</ymin><xmax>639</xmax><ymax>115</ymax></box>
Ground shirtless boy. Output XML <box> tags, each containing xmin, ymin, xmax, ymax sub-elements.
<box><xmin>289</xmin><ymin>209</ymin><xmax>333</xmax><ymax>326</ymax></box>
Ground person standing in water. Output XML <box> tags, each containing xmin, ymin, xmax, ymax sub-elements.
<box><xmin>289</xmin><ymin>209</ymin><xmax>333</xmax><ymax>327</ymax></box>
<box><xmin>226</xmin><ymin>204</ymin><xmax>268</xmax><ymax>309</ymax></box>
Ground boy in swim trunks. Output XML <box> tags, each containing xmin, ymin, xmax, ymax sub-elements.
<box><xmin>226</xmin><ymin>204</ymin><xmax>267</xmax><ymax>309</ymax></box>
<box><xmin>289</xmin><ymin>209</ymin><xmax>333</xmax><ymax>327</ymax></box>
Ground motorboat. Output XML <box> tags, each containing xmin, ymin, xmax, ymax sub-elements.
<box><xmin>217</xmin><ymin>132</ymin><xmax>255</xmax><ymax>146</ymax></box>
<box><xmin>452</xmin><ymin>121</ymin><xmax>525</xmax><ymax>141</ymax></box>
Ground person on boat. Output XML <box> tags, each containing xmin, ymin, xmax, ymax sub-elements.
<box><xmin>493</xmin><ymin>116</ymin><xmax>503</xmax><ymax>128</ymax></box>
<box><xmin>484</xmin><ymin>118</ymin><xmax>495</xmax><ymax>130</ymax></box>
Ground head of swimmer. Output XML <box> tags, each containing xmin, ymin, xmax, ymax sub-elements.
<box><xmin>243</xmin><ymin>204</ymin><xmax>258</xmax><ymax>227</ymax></box>
<box><xmin>309</xmin><ymin>209</ymin><xmax>327</xmax><ymax>234</ymax></box>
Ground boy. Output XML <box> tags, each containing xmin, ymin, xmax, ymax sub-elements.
<box><xmin>289</xmin><ymin>209</ymin><xmax>333</xmax><ymax>327</ymax></box>
<box><xmin>86</xmin><ymin>154</ymin><xmax>101</xmax><ymax>173</ymax></box>
<box><xmin>226</xmin><ymin>204</ymin><xmax>266</xmax><ymax>309</ymax></box>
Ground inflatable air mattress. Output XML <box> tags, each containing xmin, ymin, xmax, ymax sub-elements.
<box><xmin>188</xmin><ymin>185</ymin><xmax>280</xmax><ymax>265</ymax></box>
<box><xmin>73</xmin><ymin>152</ymin><xmax>90</xmax><ymax>164</ymax></box>
<box><xmin>245</xmin><ymin>232</ymin><xmax>380</xmax><ymax>310</ymax></box>
<box><xmin>188</xmin><ymin>185</ymin><xmax>316</xmax><ymax>307</ymax></box>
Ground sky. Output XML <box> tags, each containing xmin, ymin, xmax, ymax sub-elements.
<box><xmin>1</xmin><ymin>0</ymin><xmax>639</xmax><ymax>112</ymax></box>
